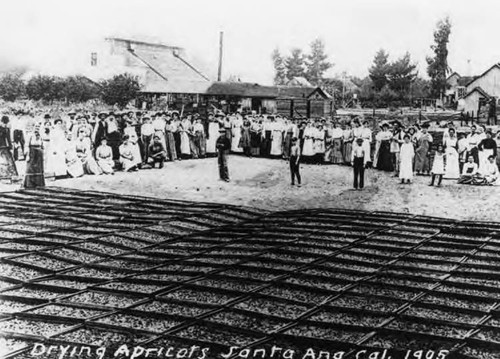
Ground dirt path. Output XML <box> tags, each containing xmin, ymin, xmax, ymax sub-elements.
<box><xmin>3</xmin><ymin>156</ymin><xmax>499</xmax><ymax>221</ymax></box>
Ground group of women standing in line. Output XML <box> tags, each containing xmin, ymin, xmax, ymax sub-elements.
<box><xmin>374</xmin><ymin>120</ymin><xmax>500</xmax><ymax>186</ymax></box>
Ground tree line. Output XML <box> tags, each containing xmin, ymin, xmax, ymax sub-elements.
<box><xmin>0</xmin><ymin>73</ymin><xmax>141</xmax><ymax>108</ymax></box>
<box><xmin>272</xmin><ymin>17</ymin><xmax>452</xmax><ymax>108</ymax></box>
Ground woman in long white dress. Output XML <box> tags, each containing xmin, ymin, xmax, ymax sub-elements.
<box><xmin>443</xmin><ymin>128</ymin><xmax>460</xmax><ymax>179</ymax></box>
<box><xmin>206</xmin><ymin>117</ymin><xmax>219</xmax><ymax>156</ymax></box>
<box><xmin>270</xmin><ymin>119</ymin><xmax>284</xmax><ymax>157</ymax></box>
<box><xmin>302</xmin><ymin>122</ymin><xmax>315</xmax><ymax>162</ymax></box>
<box><xmin>399</xmin><ymin>135</ymin><xmax>415</xmax><ymax>183</ymax></box>
<box><xmin>231</xmin><ymin>115</ymin><xmax>243</xmax><ymax>153</ymax></box>
<box><xmin>95</xmin><ymin>138</ymin><xmax>114</xmax><ymax>174</ymax></box>
<box><xmin>179</xmin><ymin>123</ymin><xmax>191</xmax><ymax>158</ymax></box>
<box><xmin>47</xmin><ymin>119</ymin><xmax>68</xmax><ymax>178</ymax></box>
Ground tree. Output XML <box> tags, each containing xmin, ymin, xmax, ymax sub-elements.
<box><xmin>426</xmin><ymin>17</ymin><xmax>452</xmax><ymax>98</ymax></box>
<box><xmin>387</xmin><ymin>52</ymin><xmax>418</xmax><ymax>99</ymax></box>
<box><xmin>305</xmin><ymin>38</ymin><xmax>333</xmax><ymax>86</ymax></box>
<box><xmin>271</xmin><ymin>48</ymin><xmax>287</xmax><ymax>85</ymax></box>
<box><xmin>63</xmin><ymin>76</ymin><xmax>100</xmax><ymax>103</ymax></box>
<box><xmin>26</xmin><ymin>75</ymin><xmax>63</xmax><ymax>103</ymax></box>
<box><xmin>0</xmin><ymin>73</ymin><xmax>26</xmax><ymax>101</ymax></box>
<box><xmin>100</xmin><ymin>74</ymin><xmax>141</xmax><ymax>108</ymax></box>
<box><xmin>369</xmin><ymin>49</ymin><xmax>390</xmax><ymax>92</ymax></box>
<box><xmin>285</xmin><ymin>48</ymin><xmax>306</xmax><ymax>81</ymax></box>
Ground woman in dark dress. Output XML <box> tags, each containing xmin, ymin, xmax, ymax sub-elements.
<box><xmin>24</xmin><ymin>129</ymin><xmax>45</xmax><ymax>188</ymax></box>
<box><xmin>0</xmin><ymin>116</ymin><xmax>18</xmax><ymax>180</ymax></box>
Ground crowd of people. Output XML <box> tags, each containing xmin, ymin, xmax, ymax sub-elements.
<box><xmin>0</xmin><ymin>108</ymin><xmax>499</xmax><ymax>189</ymax></box>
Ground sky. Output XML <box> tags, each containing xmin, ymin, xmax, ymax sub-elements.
<box><xmin>2</xmin><ymin>0</ymin><xmax>500</xmax><ymax>84</ymax></box>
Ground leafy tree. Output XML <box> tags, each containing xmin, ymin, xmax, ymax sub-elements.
<box><xmin>26</xmin><ymin>75</ymin><xmax>63</xmax><ymax>103</ymax></box>
<box><xmin>63</xmin><ymin>76</ymin><xmax>100</xmax><ymax>103</ymax></box>
<box><xmin>411</xmin><ymin>77</ymin><xmax>431</xmax><ymax>99</ymax></box>
<box><xmin>305</xmin><ymin>38</ymin><xmax>333</xmax><ymax>86</ymax></box>
<box><xmin>0</xmin><ymin>73</ymin><xmax>26</xmax><ymax>101</ymax></box>
<box><xmin>426</xmin><ymin>17</ymin><xmax>452</xmax><ymax>98</ymax></box>
<box><xmin>100</xmin><ymin>74</ymin><xmax>141</xmax><ymax>108</ymax></box>
<box><xmin>271</xmin><ymin>48</ymin><xmax>287</xmax><ymax>85</ymax></box>
<box><xmin>387</xmin><ymin>52</ymin><xmax>418</xmax><ymax>99</ymax></box>
<box><xmin>285</xmin><ymin>48</ymin><xmax>306</xmax><ymax>81</ymax></box>
<box><xmin>369</xmin><ymin>49</ymin><xmax>390</xmax><ymax>92</ymax></box>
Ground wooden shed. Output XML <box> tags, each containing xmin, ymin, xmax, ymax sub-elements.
<box><xmin>308</xmin><ymin>87</ymin><xmax>334</xmax><ymax>119</ymax></box>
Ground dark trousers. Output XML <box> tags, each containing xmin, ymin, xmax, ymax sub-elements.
<box><xmin>142</xmin><ymin>135</ymin><xmax>152</xmax><ymax>162</ymax></box>
<box><xmin>150</xmin><ymin>154</ymin><xmax>166</xmax><ymax>168</ymax></box>
<box><xmin>218</xmin><ymin>150</ymin><xmax>229</xmax><ymax>180</ymax></box>
<box><xmin>353</xmin><ymin>157</ymin><xmax>365</xmax><ymax>189</ymax></box>
<box><xmin>290</xmin><ymin>156</ymin><xmax>301</xmax><ymax>185</ymax></box>
<box><xmin>173</xmin><ymin>132</ymin><xmax>182</xmax><ymax>159</ymax></box>
<box><xmin>430</xmin><ymin>174</ymin><xmax>443</xmax><ymax>186</ymax></box>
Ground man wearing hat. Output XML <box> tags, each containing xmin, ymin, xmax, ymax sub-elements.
<box><xmin>351</xmin><ymin>137</ymin><xmax>367</xmax><ymax>190</ymax></box>
<box><xmin>216</xmin><ymin>127</ymin><xmax>231</xmax><ymax>182</ymax></box>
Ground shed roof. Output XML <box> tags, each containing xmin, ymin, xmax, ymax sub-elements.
<box><xmin>463</xmin><ymin>86</ymin><xmax>491</xmax><ymax>99</ymax></box>
<box><xmin>465</xmin><ymin>63</ymin><xmax>500</xmax><ymax>88</ymax></box>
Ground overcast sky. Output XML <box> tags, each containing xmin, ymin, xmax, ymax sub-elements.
<box><xmin>2</xmin><ymin>0</ymin><xmax>500</xmax><ymax>84</ymax></box>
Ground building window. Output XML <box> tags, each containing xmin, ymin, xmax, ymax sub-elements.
<box><xmin>457</xmin><ymin>86</ymin><xmax>466</xmax><ymax>99</ymax></box>
<box><xmin>91</xmin><ymin>52</ymin><xmax>97</xmax><ymax>67</ymax></box>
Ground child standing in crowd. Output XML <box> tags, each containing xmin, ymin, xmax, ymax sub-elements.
<box><xmin>399</xmin><ymin>135</ymin><xmax>414</xmax><ymax>184</ymax></box>
<box><xmin>289</xmin><ymin>137</ymin><xmax>301</xmax><ymax>186</ymax></box>
<box><xmin>429</xmin><ymin>144</ymin><xmax>445</xmax><ymax>187</ymax></box>
<box><xmin>351</xmin><ymin>138</ymin><xmax>366</xmax><ymax>190</ymax></box>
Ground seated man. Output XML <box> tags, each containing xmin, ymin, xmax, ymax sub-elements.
<box><xmin>148</xmin><ymin>135</ymin><xmax>167</xmax><ymax>168</ymax></box>
<box><xmin>457</xmin><ymin>155</ymin><xmax>478</xmax><ymax>184</ymax></box>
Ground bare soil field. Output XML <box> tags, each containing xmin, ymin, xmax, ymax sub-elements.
<box><xmin>4</xmin><ymin>155</ymin><xmax>494</xmax><ymax>222</ymax></box>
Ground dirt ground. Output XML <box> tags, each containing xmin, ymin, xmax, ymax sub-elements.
<box><xmin>3</xmin><ymin>155</ymin><xmax>498</xmax><ymax>222</ymax></box>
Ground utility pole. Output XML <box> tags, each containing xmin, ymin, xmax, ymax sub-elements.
<box><xmin>217</xmin><ymin>31</ymin><xmax>224</xmax><ymax>82</ymax></box>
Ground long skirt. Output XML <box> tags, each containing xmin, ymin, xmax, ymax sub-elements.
<box><xmin>444</xmin><ymin>147</ymin><xmax>460</xmax><ymax>179</ymax></box>
<box><xmin>331</xmin><ymin>138</ymin><xmax>343</xmax><ymax>164</ymax></box>
<box><xmin>24</xmin><ymin>145</ymin><xmax>45</xmax><ymax>188</ymax></box>
<box><xmin>0</xmin><ymin>147</ymin><xmax>18</xmax><ymax>179</ymax></box>
<box><xmin>166</xmin><ymin>131</ymin><xmax>177</xmax><ymax>160</ymax></box>
<box><xmin>196</xmin><ymin>132</ymin><xmax>206</xmax><ymax>158</ymax></box>
<box><xmin>180</xmin><ymin>132</ymin><xmax>191</xmax><ymax>156</ymax></box>
<box><xmin>189</xmin><ymin>135</ymin><xmax>199</xmax><ymax>159</ymax></box>
<box><xmin>271</xmin><ymin>131</ymin><xmax>283</xmax><ymax>156</ymax></box>
<box><xmin>415</xmin><ymin>143</ymin><xmax>431</xmax><ymax>173</ymax></box>
<box><xmin>232</xmin><ymin>128</ymin><xmax>243</xmax><ymax>153</ymax></box>
<box><xmin>343</xmin><ymin>141</ymin><xmax>352</xmax><ymax>164</ymax></box>
<box><xmin>97</xmin><ymin>159</ymin><xmax>114</xmax><ymax>174</ymax></box>
<box><xmin>283</xmin><ymin>132</ymin><xmax>293</xmax><ymax>159</ymax></box>
<box><xmin>67</xmin><ymin>159</ymin><xmax>84</xmax><ymax>178</ymax></box>
<box><xmin>261</xmin><ymin>131</ymin><xmax>271</xmax><ymax>156</ymax></box>
<box><xmin>324</xmin><ymin>140</ymin><xmax>333</xmax><ymax>162</ymax></box>
<box><xmin>83</xmin><ymin>157</ymin><xmax>103</xmax><ymax>175</ymax></box>
<box><xmin>250</xmin><ymin>132</ymin><xmax>261</xmax><ymax>156</ymax></box>
<box><xmin>108</xmin><ymin>131</ymin><xmax>122</xmax><ymax>161</ymax></box>
<box><xmin>302</xmin><ymin>138</ymin><xmax>315</xmax><ymax>157</ymax></box>
<box><xmin>206</xmin><ymin>127</ymin><xmax>218</xmax><ymax>155</ymax></box>
<box><xmin>376</xmin><ymin>141</ymin><xmax>393</xmax><ymax>171</ymax></box>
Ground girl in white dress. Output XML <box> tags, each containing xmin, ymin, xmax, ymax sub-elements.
<box><xmin>270</xmin><ymin>119</ymin><xmax>284</xmax><ymax>156</ymax></box>
<box><xmin>443</xmin><ymin>128</ymin><xmax>460</xmax><ymax>179</ymax></box>
<box><xmin>429</xmin><ymin>144</ymin><xmax>445</xmax><ymax>187</ymax></box>
<box><xmin>399</xmin><ymin>135</ymin><xmax>414</xmax><ymax>183</ymax></box>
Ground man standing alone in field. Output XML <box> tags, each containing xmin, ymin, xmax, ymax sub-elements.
<box><xmin>216</xmin><ymin>128</ymin><xmax>231</xmax><ymax>182</ymax></box>
<box><xmin>351</xmin><ymin>138</ymin><xmax>366</xmax><ymax>190</ymax></box>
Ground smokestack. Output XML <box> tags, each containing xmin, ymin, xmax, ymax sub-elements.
<box><xmin>217</xmin><ymin>31</ymin><xmax>223</xmax><ymax>81</ymax></box>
